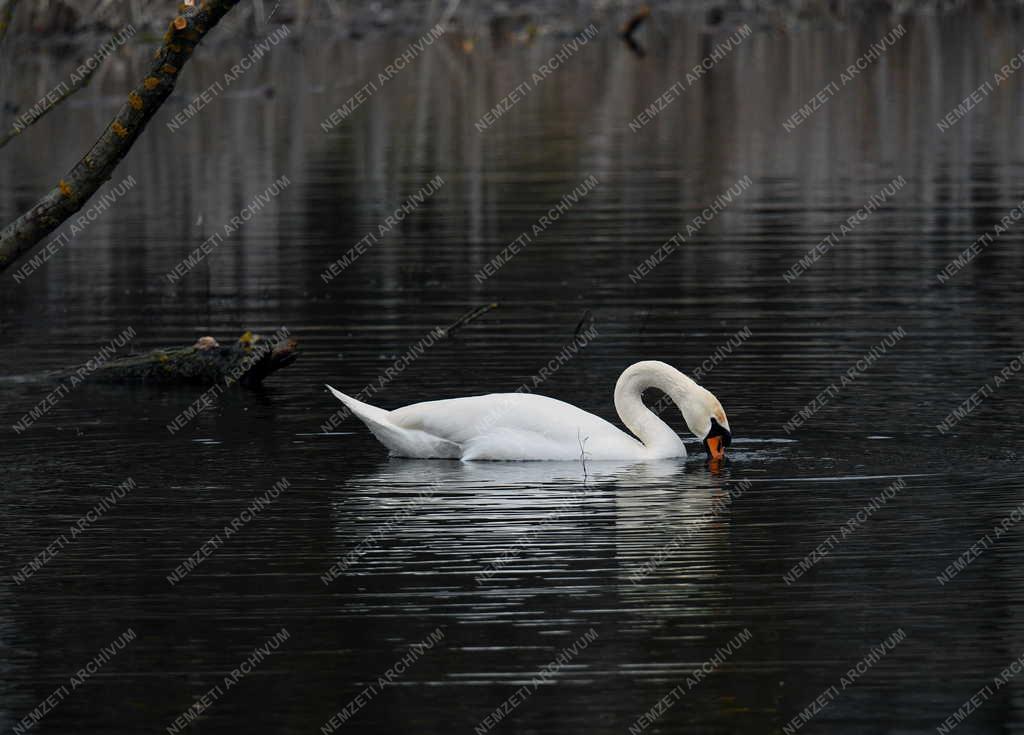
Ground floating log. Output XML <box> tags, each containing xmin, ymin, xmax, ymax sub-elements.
<box><xmin>56</xmin><ymin>330</ymin><xmax>298</xmax><ymax>388</ymax></box>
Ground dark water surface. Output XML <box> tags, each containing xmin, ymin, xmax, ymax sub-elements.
<box><xmin>3</xmin><ymin>9</ymin><xmax>1024</xmax><ymax>734</ymax></box>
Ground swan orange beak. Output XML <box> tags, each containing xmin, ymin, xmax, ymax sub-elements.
<box><xmin>705</xmin><ymin>435</ymin><xmax>726</xmax><ymax>460</ymax></box>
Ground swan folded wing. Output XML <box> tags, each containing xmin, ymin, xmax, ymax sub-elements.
<box><xmin>389</xmin><ymin>393</ymin><xmax>645</xmax><ymax>460</ymax></box>
<box><xmin>459</xmin><ymin>427</ymin><xmax>587</xmax><ymax>461</ymax></box>
<box><xmin>389</xmin><ymin>393</ymin><xmax>594</xmax><ymax>441</ymax></box>
<box><xmin>371</xmin><ymin>422</ymin><xmax>462</xmax><ymax>459</ymax></box>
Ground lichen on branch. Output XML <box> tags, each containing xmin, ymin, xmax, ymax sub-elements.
<box><xmin>0</xmin><ymin>0</ymin><xmax>243</xmax><ymax>275</ymax></box>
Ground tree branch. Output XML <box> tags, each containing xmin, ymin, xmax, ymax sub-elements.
<box><xmin>0</xmin><ymin>0</ymin><xmax>242</xmax><ymax>275</ymax></box>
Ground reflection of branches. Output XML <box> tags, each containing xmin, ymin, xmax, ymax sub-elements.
<box><xmin>0</xmin><ymin>0</ymin><xmax>18</xmax><ymax>48</ymax></box>
<box><xmin>0</xmin><ymin>32</ymin><xmax>112</xmax><ymax>151</ymax></box>
<box><xmin>0</xmin><ymin>0</ymin><xmax>243</xmax><ymax>274</ymax></box>
<box><xmin>0</xmin><ymin>0</ymin><xmax>19</xmax><ymax>86</ymax></box>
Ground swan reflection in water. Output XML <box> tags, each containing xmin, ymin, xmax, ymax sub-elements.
<box><xmin>325</xmin><ymin>457</ymin><xmax>742</xmax><ymax>595</ymax></box>
<box><xmin>320</xmin><ymin>455</ymin><xmax>744</xmax><ymax>690</ymax></box>
<box><xmin>348</xmin><ymin>457</ymin><xmax>685</xmax><ymax>489</ymax></box>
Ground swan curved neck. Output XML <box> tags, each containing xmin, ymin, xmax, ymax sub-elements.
<box><xmin>614</xmin><ymin>362</ymin><xmax>699</xmax><ymax>456</ymax></box>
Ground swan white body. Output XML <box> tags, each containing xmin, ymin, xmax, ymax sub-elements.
<box><xmin>327</xmin><ymin>361</ymin><xmax>730</xmax><ymax>461</ymax></box>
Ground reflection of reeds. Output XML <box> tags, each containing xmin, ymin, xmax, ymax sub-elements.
<box><xmin>6</xmin><ymin>0</ymin><xmax>321</xmax><ymax>35</ymax></box>
<box><xmin>2</xmin><ymin>0</ymin><xmax>477</xmax><ymax>37</ymax></box>
<box><xmin>5</xmin><ymin>0</ymin><xmax>1022</xmax><ymax>39</ymax></box>
<box><xmin>3</xmin><ymin>9</ymin><xmax>1024</xmax><ymax>297</ymax></box>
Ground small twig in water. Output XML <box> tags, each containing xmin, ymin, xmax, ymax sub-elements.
<box><xmin>577</xmin><ymin>429</ymin><xmax>590</xmax><ymax>480</ymax></box>
<box><xmin>438</xmin><ymin>303</ymin><xmax>498</xmax><ymax>339</ymax></box>
<box><xmin>638</xmin><ymin>307</ymin><xmax>652</xmax><ymax>335</ymax></box>
<box><xmin>620</xmin><ymin>5</ymin><xmax>650</xmax><ymax>57</ymax></box>
<box><xmin>620</xmin><ymin>5</ymin><xmax>651</xmax><ymax>40</ymax></box>
<box><xmin>574</xmin><ymin>309</ymin><xmax>595</xmax><ymax>338</ymax></box>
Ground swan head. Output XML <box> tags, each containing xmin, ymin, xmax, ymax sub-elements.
<box><xmin>679</xmin><ymin>382</ymin><xmax>731</xmax><ymax>460</ymax></box>
<box><xmin>615</xmin><ymin>360</ymin><xmax>732</xmax><ymax>459</ymax></box>
<box><xmin>702</xmin><ymin>414</ymin><xmax>732</xmax><ymax>460</ymax></box>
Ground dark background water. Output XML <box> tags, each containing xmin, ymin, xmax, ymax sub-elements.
<box><xmin>3</xmin><ymin>6</ymin><xmax>1024</xmax><ymax>734</ymax></box>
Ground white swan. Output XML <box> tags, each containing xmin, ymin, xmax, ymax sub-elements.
<box><xmin>325</xmin><ymin>360</ymin><xmax>731</xmax><ymax>461</ymax></box>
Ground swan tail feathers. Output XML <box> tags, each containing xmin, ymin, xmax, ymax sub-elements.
<box><xmin>325</xmin><ymin>385</ymin><xmax>461</xmax><ymax>458</ymax></box>
<box><xmin>326</xmin><ymin>385</ymin><xmax>391</xmax><ymax>425</ymax></box>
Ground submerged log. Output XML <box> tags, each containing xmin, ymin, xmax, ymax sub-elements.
<box><xmin>55</xmin><ymin>330</ymin><xmax>298</xmax><ymax>388</ymax></box>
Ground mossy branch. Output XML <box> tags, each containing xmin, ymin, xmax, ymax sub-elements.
<box><xmin>51</xmin><ymin>330</ymin><xmax>299</xmax><ymax>388</ymax></box>
<box><xmin>0</xmin><ymin>0</ymin><xmax>242</xmax><ymax>275</ymax></box>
